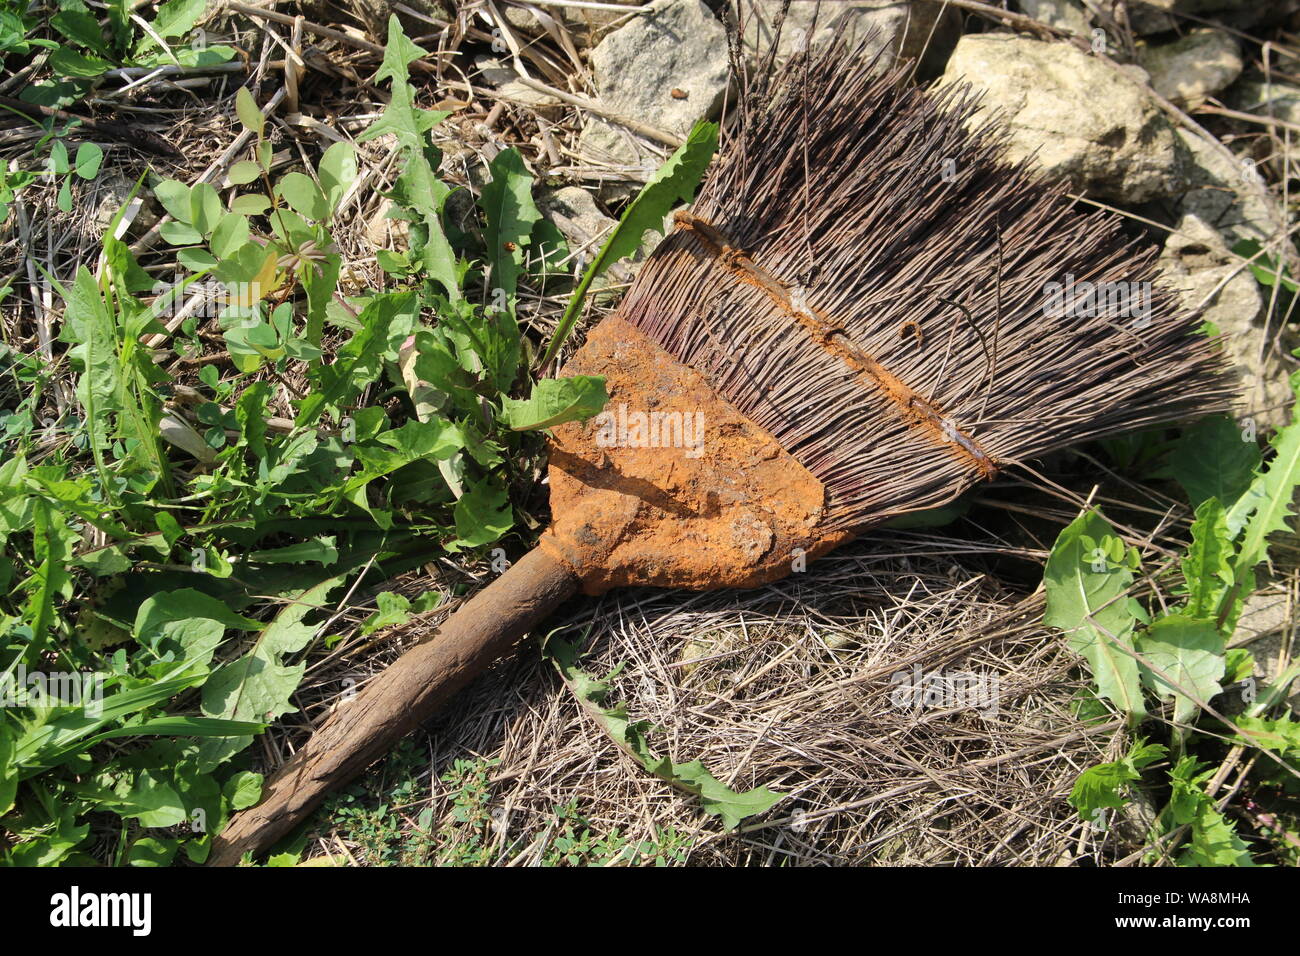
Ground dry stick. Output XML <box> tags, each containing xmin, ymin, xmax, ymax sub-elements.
<box><xmin>207</xmin><ymin>547</ymin><xmax>578</xmax><ymax>866</ymax></box>
<box><xmin>510</xmin><ymin>76</ymin><xmax>683</xmax><ymax>147</ymax></box>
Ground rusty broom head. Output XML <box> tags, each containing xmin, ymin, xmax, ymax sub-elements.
<box><xmin>615</xmin><ymin>41</ymin><xmax>1235</xmax><ymax>533</ymax></box>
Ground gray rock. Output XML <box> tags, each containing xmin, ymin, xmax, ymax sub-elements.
<box><xmin>1234</xmin><ymin>587</ymin><xmax>1300</xmax><ymax>715</ymax></box>
<box><xmin>1015</xmin><ymin>0</ymin><xmax>1091</xmax><ymax>38</ymax></box>
<box><xmin>579</xmin><ymin>0</ymin><xmax>729</xmax><ymax>171</ymax></box>
<box><xmin>740</xmin><ymin>1</ymin><xmax>959</xmax><ymax>74</ymax></box>
<box><xmin>1126</xmin><ymin>0</ymin><xmax>1300</xmax><ymax>35</ymax></box>
<box><xmin>939</xmin><ymin>35</ymin><xmax>1186</xmax><ymax>203</ymax></box>
<box><xmin>502</xmin><ymin>0</ymin><xmax>642</xmax><ymax>47</ymax></box>
<box><xmin>1228</xmin><ymin>76</ymin><xmax>1300</xmax><ymax>127</ymax></box>
<box><xmin>1137</xmin><ymin>29</ymin><xmax>1242</xmax><ymax>107</ymax></box>
<box><xmin>1159</xmin><ymin>213</ymin><xmax>1293</xmax><ymax>429</ymax></box>
<box><xmin>1177</xmin><ymin>128</ymin><xmax>1283</xmax><ymax>250</ymax></box>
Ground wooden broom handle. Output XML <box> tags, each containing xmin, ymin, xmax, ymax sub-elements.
<box><xmin>207</xmin><ymin>545</ymin><xmax>578</xmax><ymax>866</ymax></box>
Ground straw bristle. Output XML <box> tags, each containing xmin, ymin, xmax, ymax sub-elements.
<box><xmin>616</xmin><ymin>42</ymin><xmax>1234</xmax><ymax>531</ymax></box>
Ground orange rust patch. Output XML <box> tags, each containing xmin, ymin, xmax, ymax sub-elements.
<box><xmin>541</xmin><ymin>316</ymin><xmax>852</xmax><ymax>595</ymax></box>
<box><xmin>673</xmin><ymin>210</ymin><xmax>998</xmax><ymax>479</ymax></box>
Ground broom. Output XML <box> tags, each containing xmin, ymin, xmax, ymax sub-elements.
<box><xmin>208</xmin><ymin>42</ymin><xmax>1233</xmax><ymax>865</ymax></box>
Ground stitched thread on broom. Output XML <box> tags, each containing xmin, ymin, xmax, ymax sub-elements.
<box><xmin>672</xmin><ymin>209</ymin><xmax>999</xmax><ymax>480</ymax></box>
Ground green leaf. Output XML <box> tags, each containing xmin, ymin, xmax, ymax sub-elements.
<box><xmin>229</xmin><ymin>193</ymin><xmax>271</xmax><ymax>216</ymax></box>
<box><xmin>159</xmin><ymin>220</ymin><xmax>203</xmax><ymax>245</ymax></box>
<box><xmin>73</xmin><ymin>142</ymin><xmax>103</xmax><ymax>180</ymax></box>
<box><xmin>1181</xmin><ymin>497</ymin><xmax>1235</xmax><ymax>621</ymax></box>
<box><xmin>1232</xmin><ymin>238</ymin><xmax>1299</xmax><ymax>294</ymax></box>
<box><xmin>245</xmin><ymin>536</ymin><xmax>339</xmax><ymax>565</ymax></box>
<box><xmin>358</xmin><ymin>17</ymin><xmax>457</xmax><ymax>299</ymax></box>
<box><xmin>199</xmin><ymin>576</ymin><xmax>343</xmax><ymax>767</ymax></box>
<box><xmin>153</xmin><ymin>179</ymin><xmax>192</xmax><ymax>223</ymax></box>
<box><xmin>450</xmin><ymin>477</ymin><xmax>512</xmax><ymax>550</ymax></box>
<box><xmin>541</xmin><ymin>119</ymin><xmax>718</xmax><ymax>367</ymax></box>
<box><xmin>275</xmin><ymin>171</ymin><xmax>330</xmax><ymax>221</ymax></box>
<box><xmin>1134</xmin><ymin>614</ymin><xmax>1224</xmax><ymax>726</ymax></box>
<box><xmin>228</xmin><ymin>160</ymin><xmax>262</xmax><ymax>186</ymax></box>
<box><xmin>235</xmin><ymin>86</ymin><xmax>264</xmax><ymax>137</ymax></box>
<box><xmin>1069</xmin><ymin>739</ymin><xmax>1166</xmax><ymax>822</ymax></box>
<box><xmin>224</xmin><ymin>770</ymin><xmax>263</xmax><ymax>811</ymax></box>
<box><xmin>1043</xmin><ymin>510</ymin><xmax>1146</xmax><ymax>720</ymax></box>
<box><xmin>150</xmin><ymin>0</ymin><xmax>205</xmax><ymax>40</ymax></box>
<box><xmin>1165</xmin><ymin>756</ymin><xmax>1256</xmax><ymax>866</ymax></box>
<box><xmin>0</xmin><ymin>724</ymin><xmax>15</xmax><ymax>815</ymax></box>
<box><xmin>479</xmin><ymin>147</ymin><xmax>542</xmax><ymax>311</ymax></box>
<box><xmin>296</xmin><ymin>291</ymin><xmax>417</xmax><ymax>426</ymax></box>
<box><xmin>189</xmin><ymin>182</ymin><xmax>222</xmax><ymax>236</ymax></box>
<box><xmin>317</xmin><ymin>142</ymin><xmax>357</xmax><ymax>211</ymax></box>
<box><xmin>502</xmin><ymin>375</ymin><xmax>608</xmax><ymax>430</ymax></box>
<box><xmin>1232</xmin><ymin>379</ymin><xmax>1300</xmax><ymax>577</ymax></box>
<box><xmin>48</xmin><ymin>47</ymin><xmax>112</xmax><ymax>77</ymax></box>
<box><xmin>51</xmin><ymin>10</ymin><xmax>111</xmax><ymax>57</ymax></box>
<box><xmin>1169</xmin><ymin>415</ymin><xmax>1260</xmax><ymax>509</ymax></box>
<box><xmin>60</xmin><ymin>266</ymin><xmax>120</xmax><ymax>489</ymax></box>
<box><xmin>209</xmin><ymin>213</ymin><xmax>249</xmax><ymax>259</ymax></box>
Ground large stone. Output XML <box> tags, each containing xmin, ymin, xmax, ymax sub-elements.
<box><xmin>1137</xmin><ymin>29</ymin><xmax>1242</xmax><ymax>107</ymax></box>
<box><xmin>502</xmin><ymin>0</ymin><xmax>642</xmax><ymax>47</ymax></box>
<box><xmin>1234</xmin><ymin>588</ymin><xmax>1300</xmax><ymax>715</ymax></box>
<box><xmin>1228</xmin><ymin>76</ymin><xmax>1300</xmax><ymax>127</ymax></box>
<box><xmin>1126</xmin><ymin>0</ymin><xmax>1300</xmax><ymax>35</ymax></box>
<box><xmin>1015</xmin><ymin>0</ymin><xmax>1091</xmax><ymax>38</ymax></box>
<box><xmin>939</xmin><ymin>35</ymin><xmax>1186</xmax><ymax>203</ymax></box>
<box><xmin>1159</xmin><ymin>213</ymin><xmax>1293</xmax><ymax>429</ymax></box>
<box><xmin>1177</xmin><ymin>128</ymin><xmax>1284</xmax><ymax>250</ymax></box>
<box><xmin>579</xmin><ymin>0</ymin><xmax>729</xmax><ymax>172</ymax></box>
<box><xmin>739</xmin><ymin>0</ymin><xmax>960</xmax><ymax>74</ymax></box>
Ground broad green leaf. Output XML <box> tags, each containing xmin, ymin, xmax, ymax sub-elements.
<box><xmin>502</xmin><ymin>375</ymin><xmax>608</xmax><ymax>430</ymax></box>
<box><xmin>199</xmin><ymin>576</ymin><xmax>342</xmax><ymax>767</ymax></box>
<box><xmin>189</xmin><ymin>182</ymin><xmax>222</xmax><ymax>236</ymax></box>
<box><xmin>275</xmin><ymin>171</ymin><xmax>330</xmax><ymax>221</ymax></box>
<box><xmin>541</xmin><ymin>120</ymin><xmax>718</xmax><ymax>367</ymax></box>
<box><xmin>1169</xmin><ymin>415</ymin><xmax>1260</xmax><ymax>509</ymax></box>
<box><xmin>229</xmin><ymin>193</ymin><xmax>271</xmax><ymax>216</ymax></box>
<box><xmin>154</xmin><ymin>179</ymin><xmax>192</xmax><ymax>223</ymax></box>
<box><xmin>228</xmin><ymin>160</ymin><xmax>262</xmax><ymax>186</ymax></box>
<box><xmin>1043</xmin><ymin>510</ymin><xmax>1146</xmax><ymax>720</ymax></box>
<box><xmin>449</xmin><ymin>477</ymin><xmax>512</xmax><ymax>550</ymax></box>
<box><xmin>159</xmin><ymin>220</ymin><xmax>203</xmax><ymax>245</ymax></box>
<box><xmin>149</xmin><ymin>0</ymin><xmax>205</xmax><ymax>40</ymax></box>
<box><xmin>479</xmin><ymin>147</ymin><xmax>542</xmax><ymax>310</ymax></box>
<box><xmin>73</xmin><ymin>142</ymin><xmax>103</xmax><ymax>180</ymax></box>
<box><xmin>235</xmin><ymin>86</ymin><xmax>264</xmax><ymax>137</ymax></box>
<box><xmin>1134</xmin><ymin>614</ymin><xmax>1224</xmax><ymax>726</ymax></box>
<box><xmin>51</xmin><ymin>10</ymin><xmax>111</xmax><ymax>57</ymax></box>
<box><xmin>48</xmin><ymin>46</ymin><xmax>111</xmax><ymax>77</ymax></box>
<box><xmin>209</xmin><ymin>213</ymin><xmax>249</xmax><ymax>259</ymax></box>
<box><xmin>317</xmin><ymin>141</ymin><xmax>357</xmax><ymax>210</ymax></box>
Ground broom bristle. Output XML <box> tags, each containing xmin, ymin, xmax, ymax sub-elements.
<box><xmin>616</xmin><ymin>41</ymin><xmax>1235</xmax><ymax>531</ymax></box>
